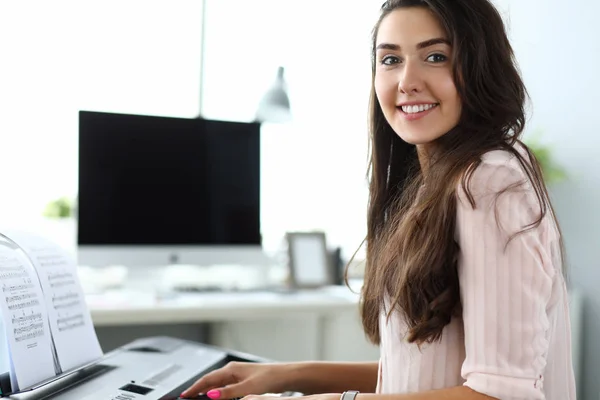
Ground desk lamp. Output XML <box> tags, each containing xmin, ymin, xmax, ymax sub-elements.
<box><xmin>254</xmin><ymin>66</ymin><xmax>292</xmax><ymax>123</ymax></box>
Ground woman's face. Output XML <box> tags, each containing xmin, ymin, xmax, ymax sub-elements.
<box><xmin>374</xmin><ymin>7</ymin><xmax>461</xmax><ymax>146</ymax></box>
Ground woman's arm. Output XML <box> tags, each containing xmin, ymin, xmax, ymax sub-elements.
<box><xmin>454</xmin><ymin>161</ymin><xmax>555</xmax><ymax>399</ymax></box>
<box><xmin>247</xmin><ymin>386</ymin><xmax>495</xmax><ymax>400</ymax></box>
<box><xmin>285</xmin><ymin>361</ymin><xmax>379</xmax><ymax>394</ymax></box>
<box><xmin>181</xmin><ymin>360</ymin><xmax>378</xmax><ymax>399</ymax></box>
<box><xmin>350</xmin><ymin>387</ymin><xmax>495</xmax><ymax>399</ymax></box>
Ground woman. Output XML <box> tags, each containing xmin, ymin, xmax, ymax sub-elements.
<box><xmin>182</xmin><ymin>0</ymin><xmax>576</xmax><ymax>399</ymax></box>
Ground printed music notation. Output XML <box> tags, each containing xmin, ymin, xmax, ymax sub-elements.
<box><xmin>12</xmin><ymin>312</ymin><xmax>42</xmax><ymax>324</ymax></box>
<box><xmin>0</xmin><ymin>231</ymin><xmax>103</xmax><ymax>386</ymax></box>
<box><xmin>37</xmin><ymin>253</ymin><xmax>67</xmax><ymax>268</ymax></box>
<box><xmin>52</xmin><ymin>292</ymin><xmax>78</xmax><ymax>302</ymax></box>
<box><xmin>48</xmin><ymin>272</ymin><xmax>76</xmax><ymax>288</ymax></box>
<box><xmin>52</xmin><ymin>292</ymin><xmax>81</xmax><ymax>310</ymax></box>
<box><xmin>50</xmin><ymin>280</ymin><xmax>76</xmax><ymax>289</ymax></box>
<box><xmin>57</xmin><ymin>314</ymin><xmax>85</xmax><ymax>332</ymax></box>
<box><xmin>8</xmin><ymin>298</ymin><xmax>40</xmax><ymax>310</ymax></box>
<box><xmin>6</xmin><ymin>292</ymin><xmax>36</xmax><ymax>304</ymax></box>
<box><xmin>48</xmin><ymin>272</ymin><xmax>72</xmax><ymax>281</ymax></box>
<box><xmin>15</xmin><ymin>329</ymin><xmax>45</xmax><ymax>343</ymax></box>
<box><xmin>0</xmin><ymin>257</ymin><xmax>30</xmax><ymax>280</ymax></box>
<box><xmin>0</xmin><ymin>269</ymin><xmax>29</xmax><ymax>280</ymax></box>
<box><xmin>54</xmin><ymin>301</ymin><xmax>81</xmax><ymax>310</ymax></box>
<box><xmin>12</xmin><ymin>309</ymin><xmax>45</xmax><ymax>343</ymax></box>
<box><xmin>54</xmin><ymin>300</ymin><xmax>81</xmax><ymax>310</ymax></box>
<box><xmin>2</xmin><ymin>282</ymin><xmax>35</xmax><ymax>293</ymax></box>
<box><xmin>14</xmin><ymin>322</ymin><xmax>44</xmax><ymax>336</ymax></box>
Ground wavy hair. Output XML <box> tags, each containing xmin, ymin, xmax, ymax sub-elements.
<box><xmin>357</xmin><ymin>0</ymin><xmax>563</xmax><ymax>345</ymax></box>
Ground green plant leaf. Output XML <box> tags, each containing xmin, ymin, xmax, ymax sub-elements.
<box><xmin>43</xmin><ymin>197</ymin><xmax>73</xmax><ymax>219</ymax></box>
<box><xmin>524</xmin><ymin>132</ymin><xmax>568</xmax><ymax>186</ymax></box>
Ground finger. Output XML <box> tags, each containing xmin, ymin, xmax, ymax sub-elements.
<box><xmin>181</xmin><ymin>370</ymin><xmax>235</xmax><ymax>398</ymax></box>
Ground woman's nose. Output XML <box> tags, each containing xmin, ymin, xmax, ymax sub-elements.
<box><xmin>397</xmin><ymin>61</ymin><xmax>423</xmax><ymax>94</ymax></box>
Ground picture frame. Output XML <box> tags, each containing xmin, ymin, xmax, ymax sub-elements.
<box><xmin>285</xmin><ymin>231</ymin><xmax>333</xmax><ymax>289</ymax></box>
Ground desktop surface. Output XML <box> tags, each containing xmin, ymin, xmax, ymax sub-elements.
<box><xmin>85</xmin><ymin>284</ymin><xmax>362</xmax><ymax>327</ymax></box>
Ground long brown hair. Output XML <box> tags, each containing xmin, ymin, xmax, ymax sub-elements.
<box><xmin>358</xmin><ymin>0</ymin><xmax>563</xmax><ymax>345</ymax></box>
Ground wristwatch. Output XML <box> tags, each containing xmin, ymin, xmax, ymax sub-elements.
<box><xmin>340</xmin><ymin>390</ymin><xmax>360</xmax><ymax>400</ymax></box>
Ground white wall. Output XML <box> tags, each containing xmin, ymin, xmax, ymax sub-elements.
<box><xmin>0</xmin><ymin>1</ymin><xmax>203</xmax><ymax>228</ymax></box>
<box><xmin>493</xmin><ymin>1</ymin><xmax>600</xmax><ymax>398</ymax></box>
<box><xmin>201</xmin><ymin>1</ymin><xmax>381</xmax><ymax>257</ymax></box>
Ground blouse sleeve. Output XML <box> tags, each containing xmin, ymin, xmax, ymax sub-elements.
<box><xmin>456</xmin><ymin>156</ymin><xmax>556</xmax><ymax>400</ymax></box>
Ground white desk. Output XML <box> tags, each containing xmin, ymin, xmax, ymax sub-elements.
<box><xmin>87</xmin><ymin>286</ymin><xmax>360</xmax><ymax>325</ymax></box>
<box><xmin>85</xmin><ymin>285</ymin><xmax>380</xmax><ymax>363</ymax></box>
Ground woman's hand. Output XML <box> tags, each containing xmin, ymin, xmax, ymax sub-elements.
<box><xmin>181</xmin><ymin>362</ymin><xmax>292</xmax><ymax>399</ymax></box>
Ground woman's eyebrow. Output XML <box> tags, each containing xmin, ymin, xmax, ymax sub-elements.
<box><xmin>416</xmin><ymin>37</ymin><xmax>450</xmax><ymax>49</ymax></box>
<box><xmin>375</xmin><ymin>38</ymin><xmax>451</xmax><ymax>51</ymax></box>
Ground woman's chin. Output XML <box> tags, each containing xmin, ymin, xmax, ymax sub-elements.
<box><xmin>394</xmin><ymin>131</ymin><xmax>440</xmax><ymax>146</ymax></box>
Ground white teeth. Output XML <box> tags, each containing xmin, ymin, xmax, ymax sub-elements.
<box><xmin>401</xmin><ymin>103</ymin><xmax>437</xmax><ymax>114</ymax></box>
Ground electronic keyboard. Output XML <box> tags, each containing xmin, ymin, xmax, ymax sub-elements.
<box><xmin>2</xmin><ymin>336</ymin><xmax>293</xmax><ymax>400</ymax></box>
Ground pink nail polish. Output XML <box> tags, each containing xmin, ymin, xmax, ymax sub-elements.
<box><xmin>207</xmin><ymin>389</ymin><xmax>221</xmax><ymax>399</ymax></box>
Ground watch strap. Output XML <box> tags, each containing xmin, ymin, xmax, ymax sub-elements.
<box><xmin>340</xmin><ymin>390</ymin><xmax>360</xmax><ymax>400</ymax></box>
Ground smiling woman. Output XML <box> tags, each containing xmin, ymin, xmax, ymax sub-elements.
<box><xmin>360</xmin><ymin>1</ymin><xmax>575</xmax><ymax>398</ymax></box>
<box><xmin>374</xmin><ymin>19</ymin><xmax>461</xmax><ymax>145</ymax></box>
<box><xmin>181</xmin><ymin>1</ymin><xmax>576</xmax><ymax>399</ymax></box>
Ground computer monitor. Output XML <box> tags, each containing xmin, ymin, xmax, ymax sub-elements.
<box><xmin>77</xmin><ymin>111</ymin><xmax>263</xmax><ymax>267</ymax></box>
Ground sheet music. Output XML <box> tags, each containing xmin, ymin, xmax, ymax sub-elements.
<box><xmin>0</xmin><ymin>243</ymin><xmax>56</xmax><ymax>391</ymax></box>
<box><xmin>5</xmin><ymin>231</ymin><xmax>103</xmax><ymax>372</ymax></box>
<box><xmin>0</xmin><ymin>316</ymin><xmax>10</xmax><ymax>393</ymax></box>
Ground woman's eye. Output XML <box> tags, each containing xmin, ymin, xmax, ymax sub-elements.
<box><xmin>426</xmin><ymin>53</ymin><xmax>447</xmax><ymax>63</ymax></box>
<box><xmin>381</xmin><ymin>55</ymin><xmax>400</xmax><ymax>66</ymax></box>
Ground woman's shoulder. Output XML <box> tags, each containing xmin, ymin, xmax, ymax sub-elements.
<box><xmin>459</xmin><ymin>146</ymin><xmax>533</xmax><ymax>198</ymax></box>
<box><xmin>480</xmin><ymin>147</ymin><xmax>519</xmax><ymax>166</ymax></box>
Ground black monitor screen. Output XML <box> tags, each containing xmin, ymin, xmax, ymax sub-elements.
<box><xmin>78</xmin><ymin>111</ymin><xmax>261</xmax><ymax>246</ymax></box>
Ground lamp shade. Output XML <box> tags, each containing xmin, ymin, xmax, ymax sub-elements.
<box><xmin>255</xmin><ymin>66</ymin><xmax>292</xmax><ymax>123</ymax></box>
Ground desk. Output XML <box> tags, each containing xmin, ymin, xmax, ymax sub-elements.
<box><xmin>85</xmin><ymin>285</ymin><xmax>380</xmax><ymax>363</ymax></box>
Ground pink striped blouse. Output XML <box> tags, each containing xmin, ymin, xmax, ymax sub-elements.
<box><xmin>375</xmin><ymin>149</ymin><xmax>576</xmax><ymax>399</ymax></box>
